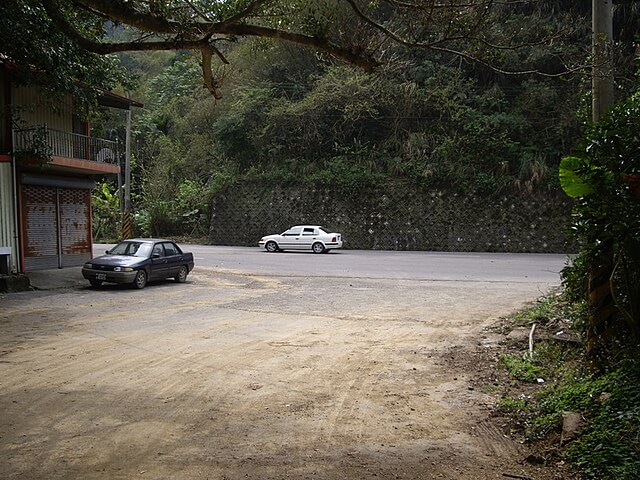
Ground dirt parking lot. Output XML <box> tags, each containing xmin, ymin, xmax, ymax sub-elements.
<box><xmin>1</xmin><ymin>266</ymin><xmax>566</xmax><ymax>479</ymax></box>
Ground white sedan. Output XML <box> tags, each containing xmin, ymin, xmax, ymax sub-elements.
<box><xmin>259</xmin><ymin>225</ymin><xmax>343</xmax><ymax>253</ymax></box>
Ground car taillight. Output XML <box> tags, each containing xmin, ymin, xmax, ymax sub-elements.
<box><xmin>331</xmin><ymin>236</ymin><xmax>336</xmax><ymax>242</ymax></box>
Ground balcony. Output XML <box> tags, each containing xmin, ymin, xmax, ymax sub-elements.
<box><xmin>14</xmin><ymin>126</ymin><xmax>121</xmax><ymax>175</ymax></box>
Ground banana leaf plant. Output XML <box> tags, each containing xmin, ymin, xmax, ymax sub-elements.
<box><xmin>559</xmin><ymin>92</ymin><xmax>640</xmax><ymax>361</ymax></box>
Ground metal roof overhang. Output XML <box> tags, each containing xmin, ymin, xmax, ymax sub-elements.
<box><xmin>22</xmin><ymin>172</ymin><xmax>96</xmax><ymax>190</ymax></box>
<box><xmin>96</xmin><ymin>89</ymin><xmax>144</xmax><ymax>110</ymax></box>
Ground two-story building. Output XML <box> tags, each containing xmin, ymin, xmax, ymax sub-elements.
<box><xmin>0</xmin><ymin>61</ymin><xmax>141</xmax><ymax>273</ymax></box>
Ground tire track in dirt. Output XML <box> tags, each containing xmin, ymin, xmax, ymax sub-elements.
<box><xmin>1</xmin><ymin>270</ymin><xmax>558</xmax><ymax>479</ymax></box>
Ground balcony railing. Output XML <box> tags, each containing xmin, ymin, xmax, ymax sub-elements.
<box><xmin>14</xmin><ymin>126</ymin><xmax>120</xmax><ymax>165</ymax></box>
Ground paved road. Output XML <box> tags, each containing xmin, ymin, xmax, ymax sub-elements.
<box><xmin>99</xmin><ymin>244</ymin><xmax>569</xmax><ymax>284</ymax></box>
<box><xmin>96</xmin><ymin>244</ymin><xmax>569</xmax><ymax>288</ymax></box>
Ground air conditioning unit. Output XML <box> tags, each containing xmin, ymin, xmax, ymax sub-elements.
<box><xmin>96</xmin><ymin>148</ymin><xmax>115</xmax><ymax>163</ymax></box>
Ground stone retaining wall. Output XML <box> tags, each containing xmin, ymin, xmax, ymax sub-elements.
<box><xmin>209</xmin><ymin>182</ymin><xmax>575</xmax><ymax>253</ymax></box>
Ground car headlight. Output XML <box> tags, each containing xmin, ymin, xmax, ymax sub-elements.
<box><xmin>84</xmin><ymin>263</ymin><xmax>92</xmax><ymax>269</ymax></box>
<box><xmin>113</xmin><ymin>267</ymin><xmax>134</xmax><ymax>272</ymax></box>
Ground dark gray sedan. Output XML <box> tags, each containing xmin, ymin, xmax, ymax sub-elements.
<box><xmin>82</xmin><ymin>239</ymin><xmax>195</xmax><ymax>289</ymax></box>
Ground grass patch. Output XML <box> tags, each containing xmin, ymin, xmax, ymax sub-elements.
<box><xmin>511</xmin><ymin>293</ymin><xmax>560</xmax><ymax>326</ymax></box>
<box><xmin>497</xmin><ymin>396</ymin><xmax>528</xmax><ymax>413</ymax></box>
<box><xmin>511</xmin><ymin>289</ymin><xmax>586</xmax><ymax>328</ymax></box>
<box><xmin>498</xmin><ymin>343</ymin><xmax>573</xmax><ymax>384</ymax></box>
<box><xmin>497</xmin><ymin>291</ymin><xmax>640</xmax><ymax>480</ymax></box>
<box><xmin>498</xmin><ymin>354</ymin><xmax>543</xmax><ymax>383</ymax></box>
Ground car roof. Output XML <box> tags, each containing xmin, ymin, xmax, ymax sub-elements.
<box><xmin>121</xmin><ymin>238</ymin><xmax>175</xmax><ymax>244</ymax></box>
<box><xmin>291</xmin><ymin>225</ymin><xmax>323</xmax><ymax>229</ymax></box>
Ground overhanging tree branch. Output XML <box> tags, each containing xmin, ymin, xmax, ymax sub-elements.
<box><xmin>75</xmin><ymin>0</ymin><xmax>184</xmax><ymax>34</ymax></box>
<box><xmin>342</xmin><ymin>0</ymin><xmax>586</xmax><ymax>74</ymax></box>
<box><xmin>39</xmin><ymin>0</ymin><xmax>590</xmax><ymax>96</ymax></box>
<box><xmin>215</xmin><ymin>0</ymin><xmax>275</xmax><ymax>29</ymax></box>
<box><xmin>43</xmin><ymin>0</ymin><xmax>381</xmax><ymax>70</ymax></box>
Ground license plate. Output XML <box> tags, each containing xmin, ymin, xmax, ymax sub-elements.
<box><xmin>96</xmin><ymin>273</ymin><xmax>107</xmax><ymax>280</ymax></box>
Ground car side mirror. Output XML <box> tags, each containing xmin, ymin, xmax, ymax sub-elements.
<box><xmin>105</xmin><ymin>250</ymin><xmax>111</xmax><ymax>254</ymax></box>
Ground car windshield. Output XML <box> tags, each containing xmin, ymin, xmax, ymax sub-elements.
<box><xmin>109</xmin><ymin>241</ymin><xmax>153</xmax><ymax>257</ymax></box>
<box><xmin>318</xmin><ymin>227</ymin><xmax>330</xmax><ymax>234</ymax></box>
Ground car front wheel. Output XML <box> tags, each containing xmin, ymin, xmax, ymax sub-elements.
<box><xmin>175</xmin><ymin>265</ymin><xmax>188</xmax><ymax>283</ymax></box>
<box><xmin>133</xmin><ymin>270</ymin><xmax>147</xmax><ymax>289</ymax></box>
<box><xmin>312</xmin><ymin>242</ymin><xmax>326</xmax><ymax>254</ymax></box>
<box><xmin>265</xmin><ymin>241</ymin><xmax>279</xmax><ymax>253</ymax></box>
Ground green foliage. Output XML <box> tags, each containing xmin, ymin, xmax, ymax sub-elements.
<box><xmin>91</xmin><ymin>182</ymin><xmax>121</xmax><ymax>241</ymax></box>
<box><xmin>562</xmin><ymin>254</ymin><xmax>590</xmax><ymax>304</ymax></box>
<box><xmin>497</xmin><ymin>397</ymin><xmax>528</xmax><ymax>413</ymax></box>
<box><xmin>175</xmin><ymin>179</ymin><xmax>209</xmax><ymax>236</ymax></box>
<box><xmin>512</xmin><ymin>291</ymin><xmax>586</xmax><ymax>330</ymax></box>
<box><xmin>124</xmin><ymin>53</ymin><xmax>225</xmax><ymax>237</ymax></box>
<box><xmin>146</xmin><ymin>56</ymin><xmax>201</xmax><ymax>106</ymax></box>
<box><xmin>198</xmin><ymin>61</ymin><xmax>584</xmax><ymax>197</ymax></box>
<box><xmin>512</xmin><ymin>296</ymin><xmax>558</xmax><ymax>326</ymax></box>
<box><xmin>499</xmin><ymin>292</ymin><xmax>640</xmax><ymax>480</ymax></box>
<box><xmin>143</xmin><ymin>199</ymin><xmax>174</xmax><ymax>237</ymax></box>
<box><xmin>560</xmin><ymin>91</ymin><xmax>640</xmax><ymax>345</ymax></box>
<box><xmin>14</xmin><ymin>126</ymin><xmax>53</xmax><ymax>166</ymax></box>
<box><xmin>532</xmin><ymin>360</ymin><xmax>640</xmax><ymax>480</ymax></box>
<box><xmin>499</xmin><ymin>354</ymin><xmax>543</xmax><ymax>383</ymax></box>
<box><xmin>558</xmin><ymin>156</ymin><xmax>597</xmax><ymax>198</ymax></box>
<box><xmin>307</xmin><ymin>158</ymin><xmax>386</xmax><ymax>196</ymax></box>
<box><xmin>116</xmin><ymin>3</ymin><xmax>637</xmax><ymax>241</ymax></box>
<box><xmin>212</xmin><ymin>113</ymin><xmax>255</xmax><ymax>167</ymax></box>
<box><xmin>137</xmin><ymin>178</ymin><xmax>210</xmax><ymax>237</ymax></box>
<box><xmin>566</xmin><ymin>362</ymin><xmax>640</xmax><ymax>480</ymax></box>
<box><xmin>127</xmin><ymin>51</ymin><xmax>586</xmax><ymax>236</ymax></box>
<box><xmin>0</xmin><ymin>0</ymin><xmax>127</xmax><ymax>99</ymax></box>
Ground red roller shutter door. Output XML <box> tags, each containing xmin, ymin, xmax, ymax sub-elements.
<box><xmin>59</xmin><ymin>188</ymin><xmax>92</xmax><ymax>267</ymax></box>
<box><xmin>22</xmin><ymin>185</ymin><xmax>91</xmax><ymax>271</ymax></box>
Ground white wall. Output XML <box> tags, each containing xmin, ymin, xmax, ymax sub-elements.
<box><xmin>0</xmin><ymin>162</ymin><xmax>17</xmax><ymax>272</ymax></box>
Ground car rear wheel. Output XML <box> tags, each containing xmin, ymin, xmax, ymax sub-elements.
<box><xmin>175</xmin><ymin>265</ymin><xmax>188</xmax><ymax>283</ymax></box>
<box><xmin>312</xmin><ymin>242</ymin><xmax>326</xmax><ymax>254</ymax></box>
<box><xmin>265</xmin><ymin>241</ymin><xmax>279</xmax><ymax>252</ymax></box>
<box><xmin>133</xmin><ymin>270</ymin><xmax>147</xmax><ymax>289</ymax></box>
<box><xmin>89</xmin><ymin>279</ymin><xmax>103</xmax><ymax>287</ymax></box>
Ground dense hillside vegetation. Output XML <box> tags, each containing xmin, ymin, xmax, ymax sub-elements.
<box><xmin>130</xmin><ymin>51</ymin><xmax>581</xmax><ymax>215</ymax></box>
<box><xmin>114</xmin><ymin>39</ymin><xmax>584</xmax><ymax>236</ymax></box>
<box><xmin>80</xmin><ymin>2</ymin><xmax>638</xmax><ymax>239</ymax></box>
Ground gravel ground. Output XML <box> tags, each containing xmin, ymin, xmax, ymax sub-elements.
<box><xmin>0</xmin><ymin>266</ymin><xmax>569</xmax><ymax>479</ymax></box>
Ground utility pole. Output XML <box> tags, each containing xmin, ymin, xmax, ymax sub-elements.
<box><xmin>121</xmin><ymin>108</ymin><xmax>133</xmax><ymax>239</ymax></box>
<box><xmin>592</xmin><ymin>0</ymin><xmax>614</xmax><ymax>122</ymax></box>
<box><xmin>587</xmin><ymin>0</ymin><xmax>616</xmax><ymax>368</ymax></box>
